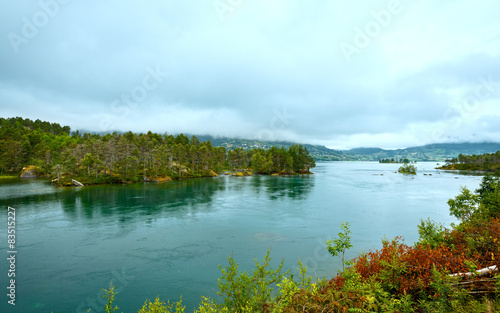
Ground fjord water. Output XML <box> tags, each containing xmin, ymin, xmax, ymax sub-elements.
<box><xmin>0</xmin><ymin>162</ymin><xmax>484</xmax><ymax>312</ymax></box>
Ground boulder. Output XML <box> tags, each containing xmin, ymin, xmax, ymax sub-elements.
<box><xmin>157</xmin><ymin>176</ymin><xmax>172</xmax><ymax>182</ymax></box>
<box><xmin>209</xmin><ymin>170</ymin><xmax>219</xmax><ymax>177</ymax></box>
<box><xmin>20</xmin><ymin>165</ymin><xmax>40</xmax><ymax>178</ymax></box>
<box><xmin>144</xmin><ymin>176</ymin><xmax>172</xmax><ymax>183</ymax></box>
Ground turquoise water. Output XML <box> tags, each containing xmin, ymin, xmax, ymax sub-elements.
<box><xmin>0</xmin><ymin>162</ymin><xmax>483</xmax><ymax>312</ymax></box>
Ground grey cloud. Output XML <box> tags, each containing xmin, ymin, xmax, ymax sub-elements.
<box><xmin>1</xmin><ymin>0</ymin><xmax>499</xmax><ymax>148</ymax></box>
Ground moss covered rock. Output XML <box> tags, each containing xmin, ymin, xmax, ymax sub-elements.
<box><xmin>20</xmin><ymin>165</ymin><xmax>41</xmax><ymax>178</ymax></box>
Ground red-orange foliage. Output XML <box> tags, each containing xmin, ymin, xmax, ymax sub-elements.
<box><xmin>333</xmin><ymin>219</ymin><xmax>500</xmax><ymax>297</ymax></box>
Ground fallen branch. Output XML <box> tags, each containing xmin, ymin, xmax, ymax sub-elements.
<box><xmin>469</xmin><ymin>290</ymin><xmax>493</xmax><ymax>295</ymax></box>
<box><xmin>453</xmin><ymin>278</ymin><xmax>497</xmax><ymax>286</ymax></box>
<box><xmin>450</xmin><ymin>265</ymin><xmax>498</xmax><ymax>277</ymax></box>
<box><xmin>72</xmin><ymin>179</ymin><xmax>84</xmax><ymax>186</ymax></box>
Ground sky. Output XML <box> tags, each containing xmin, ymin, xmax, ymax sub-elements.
<box><xmin>1</xmin><ymin>0</ymin><xmax>500</xmax><ymax>149</ymax></box>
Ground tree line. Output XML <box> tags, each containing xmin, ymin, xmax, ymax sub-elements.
<box><xmin>440</xmin><ymin>151</ymin><xmax>500</xmax><ymax>173</ymax></box>
<box><xmin>0</xmin><ymin>117</ymin><xmax>315</xmax><ymax>184</ymax></box>
<box><xmin>379</xmin><ymin>158</ymin><xmax>411</xmax><ymax>163</ymax></box>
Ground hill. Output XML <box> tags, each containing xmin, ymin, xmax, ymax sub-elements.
<box><xmin>344</xmin><ymin>142</ymin><xmax>500</xmax><ymax>162</ymax></box>
<box><xmin>193</xmin><ymin>135</ymin><xmax>355</xmax><ymax>161</ymax></box>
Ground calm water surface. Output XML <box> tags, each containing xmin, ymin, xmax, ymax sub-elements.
<box><xmin>0</xmin><ymin>162</ymin><xmax>484</xmax><ymax>312</ymax></box>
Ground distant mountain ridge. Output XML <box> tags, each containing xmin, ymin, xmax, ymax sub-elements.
<box><xmin>189</xmin><ymin>135</ymin><xmax>500</xmax><ymax>162</ymax></box>
<box><xmin>344</xmin><ymin>142</ymin><xmax>500</xmax><ymax>161</ymax></box>
<box><xmin>74</xmin><ymin>127</ymin><xmax>500</xmax><ymax>162</ymax></box>
<box><xmin>193</xmin><ymin>135</ymin><xmax>354</xmax><ymax>161</ymax></box>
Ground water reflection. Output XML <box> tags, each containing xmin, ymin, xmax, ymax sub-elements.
<box><xmin>0</xmin><ymin>163</ymin><xmax>485</xmax><ymax>313</ymax></box>
<box><xmin>260</xmin><ymin>175</ymin><xmax>314</xmax><ymax>200</ymax></box>
<box><xmin>439</xmin><ymin>170</ymin><xmax>489</xmax><ymax>177</ymax></box>
<box><xmin>1</xmin><ymin>175</ymin><xmax>314</xmax><ymax>221</ymax></box>
<box><xmin>60</xmin><ymin>178</ymin><xmax>227</xmax><ymax>221</ymax></box>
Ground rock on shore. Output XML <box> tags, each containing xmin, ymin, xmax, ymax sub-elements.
<box><xmin>20</xmin><ymin>165</ymin><xmax>42</xmax><ymax>178</ymax></box>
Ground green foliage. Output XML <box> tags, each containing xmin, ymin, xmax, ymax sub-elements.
<box><xmin>476</xmin><ymin>175</ymin><xmax>500</xmax><ymax>219</ymax></box>
<box><xmin>0</xmin><ymin>117</ymin><xmax>315</xmax><ymax>183</ymax></box>
<box><xmin>398</xmin><ymin>163</ymin><xmax>417</xmax><ymax>175</ymax></box>
<box><xmin>377</xmin><ymin>239</ymin><xmax>408</xmax><ymax>293</ymax></box>
<box><xmin>273</xmin><ymin>276</ymin><xmax>302</xmax><ymax>311</ymax></box>
<box><xmin>138</xmin><ymin>296</ymin><xmax>185</xmax><ymax>313</ymax></box>
<box><xmin>417</xmin><ymin>218</ymin><xmax>447</xmax><ymax>248</ymax></box>
<box><xmin>379</xmin><ymin>158</ymin><xmax>410</xmax><ymax>163</ymax></box>
<box><xmin>441</xmin><ymin>151</ymin><xmax>500</xmax><ymax>173</ymax></box>
<box><xmin>326</xmin><ymin>221</ymin><xmax>353</xmax><ymax>272</ymax></box>
<box><xmin>448</xmin><ymin>186</ymin><xmax>480</xmax><ymax>222</ymax></box>
<box><xmin>380</xmin><ymin>293</ymin><xmax>415</xmax><ymax>313</ymax></box>
<box><xmin>417</xmin><ymin>268</ymin><xmax>471</xmax><ymax>313</ymax></box>
<box><xmin>194</xmin><ymin>297</ymin><xmax>228</xmax><ymax>313</ymax></box>
<box><xmin>250</xmin><ymin>152</ymin><xmax>273</xmax><ymax>174</ymax></box>
<box><xmin>102</xmin><ymin>283</ymin><xmax>119</xmax><ymax>313</ymax></box>
<box><xmin>448</xmin><ymin>176</ymin><xmax>500</xmax><ymax>223</ymax></box>
<box><xmin>216</xmin><ymin>248</ymin><xmax>289</xmax><ymax>312</ymax></box>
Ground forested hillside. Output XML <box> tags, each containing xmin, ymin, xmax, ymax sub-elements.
<box><xmin>194</xmin><ymin>135</ymin><xmax>354</xmax><ymax>161</ymax></box>
<box><xmin>438</xmin><ymin>151</ymin><xmax>500</xmax><ymax>174</ymax></box>
<box><xmin>0</xmin><ymin>117</ymin><xmax>315</xmax><ymax>185</ymax></box>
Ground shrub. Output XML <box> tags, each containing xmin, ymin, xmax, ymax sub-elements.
<box><xmin>326</xmin><ymin>221</ymin><xmax>353</xmax><ymax>272</ymax></box>
<box><xmin>398</xmin><ymin>164</ymin><xmax>417</xmax><ymax>175</ymax></box>
<box><xmin>216</xmin><ymin>249</ymin><xmax>289</xmax><ymax>312</ymax></box>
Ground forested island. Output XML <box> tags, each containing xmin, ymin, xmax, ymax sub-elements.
<box><xmin>0</xmin><ymin>117</ymin><xmax>315</xmax><ymax>186</ymax></box>
<box><xmin>379</xmin><ymin>158</ymin><xmax>412</xmax><ymax>163</ymax></box>
<box><xmin>438</xmin><ymin>151</ymin><xmax>500</xmax><ymax>175</ymax></box>
<box><xmin>398</xmin><ymin>163</ymin><xmax>417</xmax><ymax>175</ymax></box>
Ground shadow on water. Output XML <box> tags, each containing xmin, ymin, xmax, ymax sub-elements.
<box><xmin>439</xmin><ymin>170</ymin><xmax>492</xmax><ymax>177</ymax></box>
<box><xmin>62</xmin><ymin>178</ymin><xmax>229</xmax><ymax>221</ymax></box>
<box><xmin>0</xmin><ymin>178</ymin><xmax>225</xmax><ymax>218</ymax></box>
<box><xmin>259</xmin><ymin>175</ymin><xmax>314</xmax><ymax>200</ymax></box>
<box><xmin>226</xmin><ymin>174</ymin><xmax>314</xmax><ymax>200</ymax></box>
<box><xmin>1</xmin><ymin>175</ymin><xmax>315</xmax><ymax>221</ymax></box>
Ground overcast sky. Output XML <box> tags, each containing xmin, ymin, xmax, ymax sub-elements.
<box><xmin>1</xmin><ymin>0</ymin><xmax>500</xmax><ymax>149</ymax></box>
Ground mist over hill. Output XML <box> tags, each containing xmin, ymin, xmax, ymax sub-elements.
<box><xmin>189</xmin><ymin>135</ymin><xmax>500</xmax><ymax>162</ymax></box>
<box><xmin>345</xmin><ymin>142</ymin><xmax>500</xmax><ymax>162</ymax></box>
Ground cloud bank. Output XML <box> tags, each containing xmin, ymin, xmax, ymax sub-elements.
<box><xmin>1</xmin><ymin>0</ymin><xmax>499</xmax><ymax>149</ymax></box>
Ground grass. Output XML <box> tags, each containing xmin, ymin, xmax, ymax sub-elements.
<box><xmin>0</xmin><ymin>174</ymin><xmax>18</xmax><ymax>179</ymax></box>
